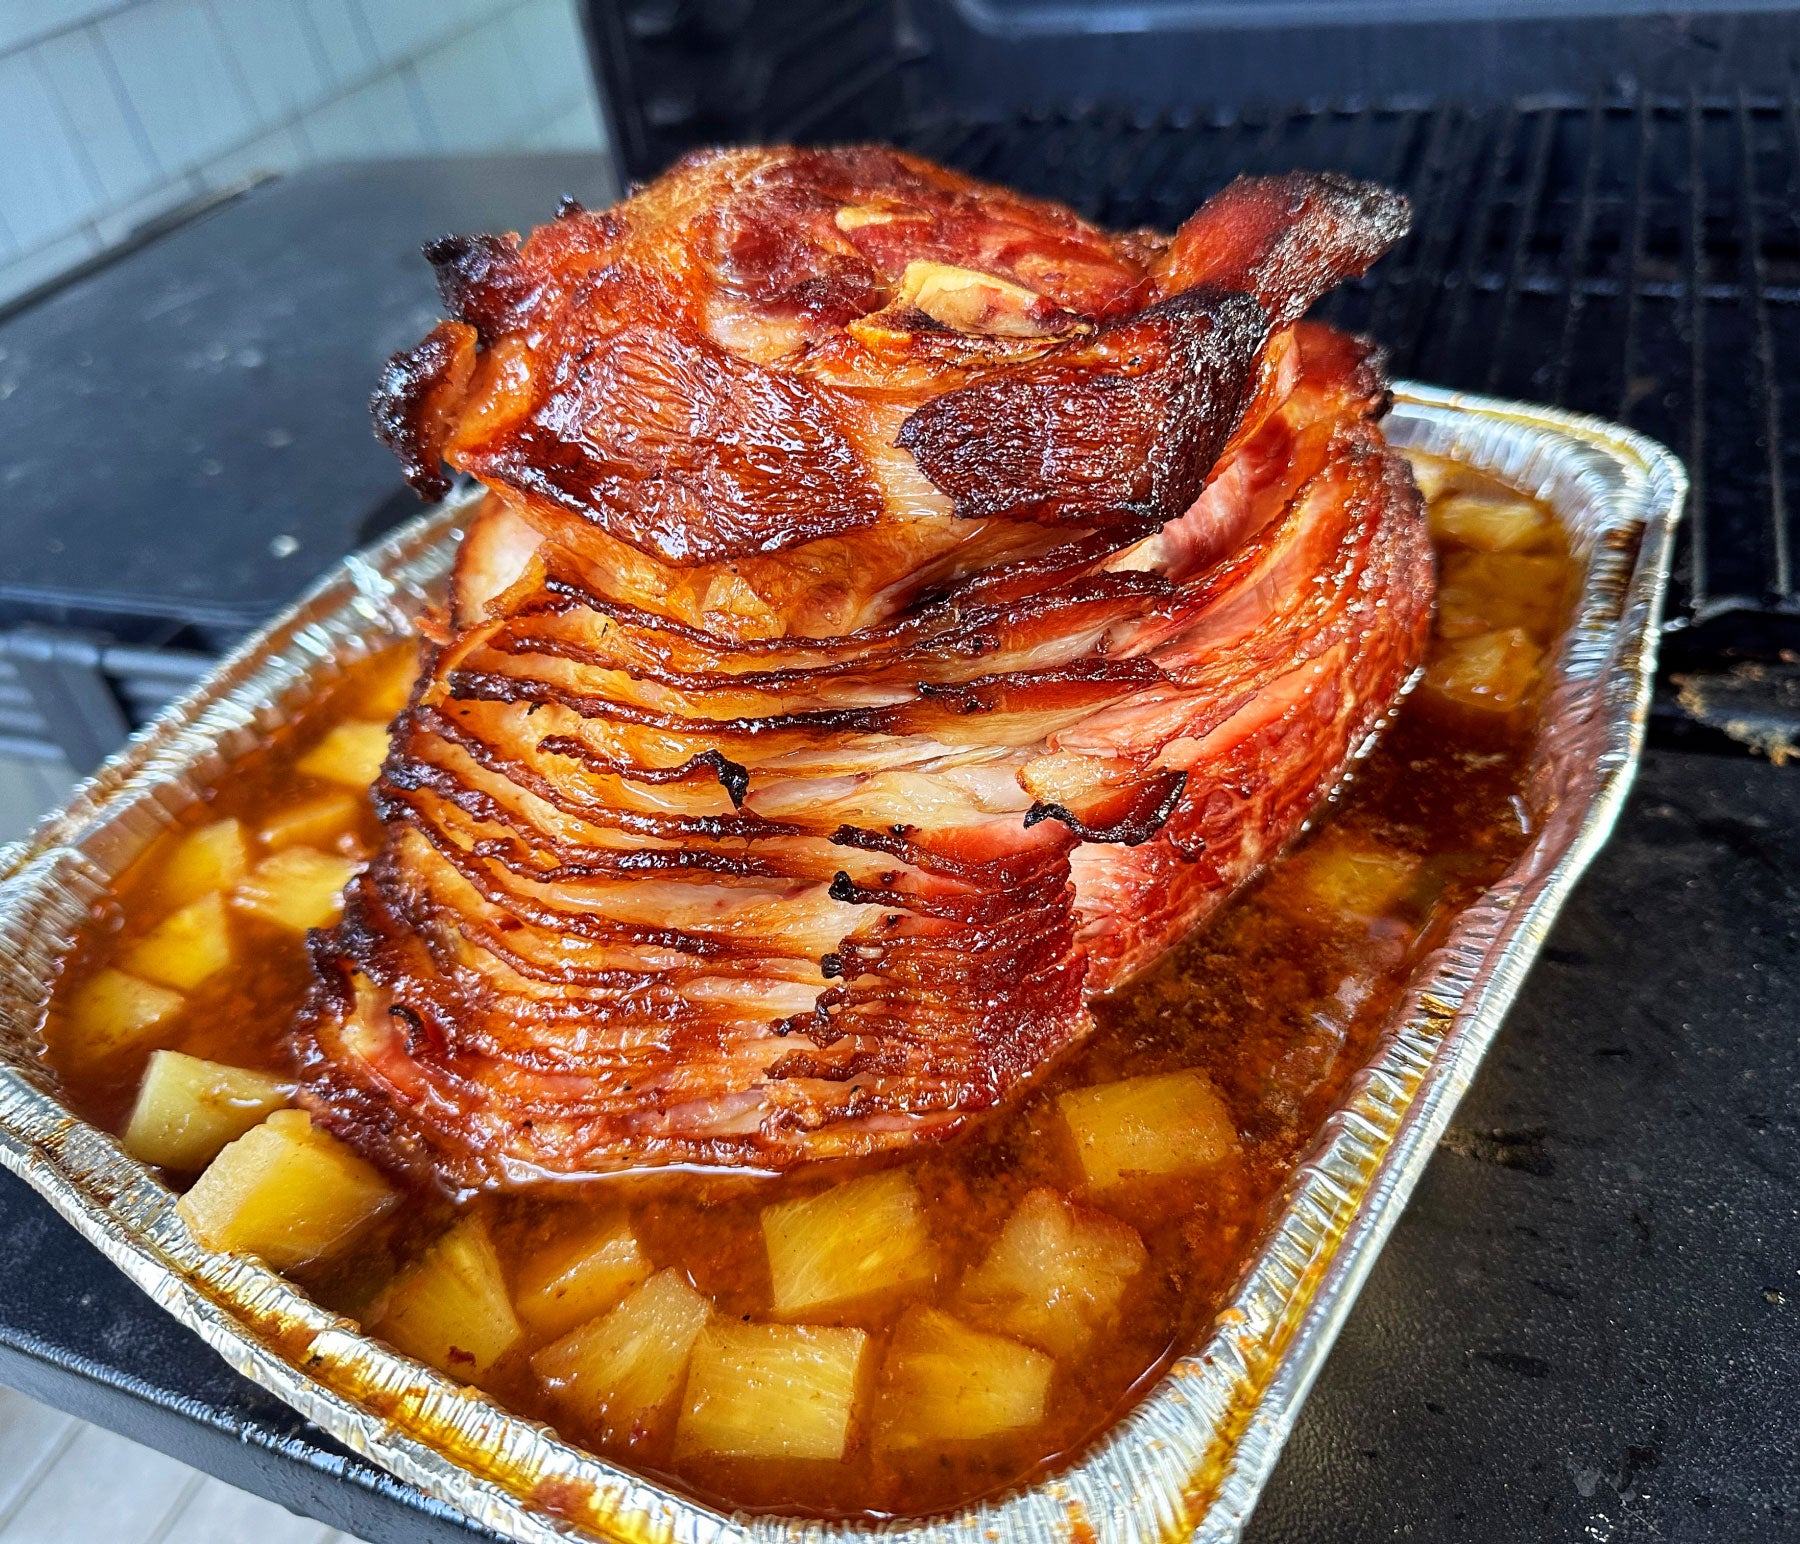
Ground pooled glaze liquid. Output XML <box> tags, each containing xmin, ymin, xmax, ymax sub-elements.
<box><xmin>44</xmin><ymin>455</ymin><xmax>1575</xmax><ymax>1522</ymax></box>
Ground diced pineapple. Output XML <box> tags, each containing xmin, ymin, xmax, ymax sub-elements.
<box><xmin>676</xmin><ymin>1321</ymin><xmax>867</xmax><ymax>1462</ymax></box>
<box><xmin>958</xmin><ymin>1189</ymin><xmax>1147</xmax><ymax>1358</ymax></box>
<box><xmin>876</xmin><ymin>1307</ymin><xmax>1052</xmax><ymax>1450</ymax></box>
<box><xmin>122</xmin><ymin>1050</ymin><xmax>289</xmax><ymax>1170</ymax></box>
<box><xmin>177</xmin><ymin>1108</ymin><xmax>396</xmax><ymax>1272</ymax></box>
<box><xmin>257</xmin><ymin>791</ymin><xmax>361</xmax><ymax>852</ymax></box>
<box><xmin>359</xmin><ymin>647</ymin><xmax>420</xmax><ymax>719</ymax></box>
<box><xmin>1420</xmin><ymin>628</ymin><xmax>1543</xmax><ymax>716</ymax></box>
<box><xmin>65</xmin><ymin>967</ymin><xmax>183</xmax><ymax>1060</ymax></box>
<box><xmin>1435</xmin><ymin>552</ymin><xmax>1569</xmax><ymax>642</ymax></box>
<box><xmin>1428</xmin><ymin>490</ymin><xmax>1555</xmax><ymax>553</ymax></box>
<box><xmin>297</xmin><ymin>720</ymin><xmax>391</xmax><ymax>789</ymax></box>
<box><xmin>155</xmin><ymin>818</ymin><xmax>248</xmax><ymax>913</ymax></box>
<box><xmin>232</xmin><ymin>846</ymin><xmax>358</xmax><ymax>932</ymax></box>
<box><xmin>895</xmin><ymin>259</ymin><xmax>1048</xmax><ymax>335</ymax></box>
<box><xmin>1402</xmin><ymin>449</ymin><xmax>1463</xmax><ymax>505</ymax></box>
<box><xmin>1059</xmin><ymin>1070</ymin><xmax>1238</xmax><ymax>1190</ymax></box>
<box><xmin>513</xmin><ymin>1217</ymin><xmax>650</xmax><ymax>1340</ymax></box>
<box><xmin>377</xmin><ymin>1215</ymin><xmax>522</xmax><ymax>1381</ymax></box>
<box><xmin>120</xmin><ymin>891</ymin><xmax>233</xmax><ymax>991</ymax></box>
<box><xmin>1286</xmin><ymin>833</ymin><xmax>1422</xmax><ymax>921</ymax></box>
<box><xmin>532</xmin><ymin>1269</ymin><xmax>710</xmax><ymax>1444</ymax></box>
<box><xmin>761</xmin><ymin>1170</ymin><xmax>936</xmax><ymax>1315</ymax></box>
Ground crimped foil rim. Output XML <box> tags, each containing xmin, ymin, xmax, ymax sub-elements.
<box><xmin>0</xmin><ymin>385</ymin><xmax>1685</xmax><ymax>1544</ymax></box>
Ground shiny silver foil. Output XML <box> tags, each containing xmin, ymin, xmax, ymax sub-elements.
<box><xmin>0</xmin><ymin>385</ymin><xmax>1685</xmax><ymax>1543</ymax></box>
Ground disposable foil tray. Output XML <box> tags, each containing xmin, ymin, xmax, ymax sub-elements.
<box><xmin>0</xmin><ymin>385</ymin><xmax>1685</xmax><ymax>1543</ymax></box>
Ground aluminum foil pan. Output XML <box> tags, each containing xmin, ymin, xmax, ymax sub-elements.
<box><xmin>0</xmin><ymin>383</ymin><xmax>1685</xmax><ymax>1544</ymax></box>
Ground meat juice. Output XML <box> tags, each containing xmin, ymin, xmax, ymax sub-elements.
<box><xmin>42</xmin><ymin>456</ymin><xmax>1571</xmax><ymax>1522</ymax></box>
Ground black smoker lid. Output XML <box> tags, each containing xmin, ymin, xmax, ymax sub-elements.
<box><xmin>0</xmin><ymin>155</ymin><xmax>615</xmax><ymax>640</ymax></box>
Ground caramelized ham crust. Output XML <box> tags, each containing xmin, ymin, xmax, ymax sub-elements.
<box><xmin>295</xmin><ymin>147</ymin><xmax>1430</xmax><ymax>1185</ymax></box>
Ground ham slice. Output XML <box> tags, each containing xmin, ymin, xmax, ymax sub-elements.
<box><xmin>294</xmin><ymin>147</ymin><xmax>1430</xmax><ymax>1185</ymax></box>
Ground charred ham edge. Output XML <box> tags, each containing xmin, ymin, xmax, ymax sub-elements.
<box><xmin>371</xmin><ymin>320</ymin><xmax>476</xmax><ymax>500</ymax></box>
<box><xmin>299</xmin><ymin>147</ymin><xmax>1427</xmax><ymax>1184</ymax></box>
<box><xmin>1156</xmin><ymin>171</ymin><xmax>1412</xmax><ymax>329</ymax></box>
<box><xmin>1023</xmin><ymin>769</ymin><xmax>1191</xmax><ymax>847</ymax></box>
<box><xmin>535</xmin><ymin>736</ymin><xmax>751</xmax><ymax>807</ymax></box>
<box><xmin>897</xmin><ymin>288</ymin><xmax>1269</xmax><ymax>529</ymax></box>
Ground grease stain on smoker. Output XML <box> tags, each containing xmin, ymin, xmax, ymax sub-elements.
<box><xmin>1672</xmin><ymin>658</ymin><xmax>1800</xmax><ymax>765</ymax></box>
<box><xmin>1438</xmin><ymin>1123</ymin><xmax>1556</xmax><ymax>1175</ymax></box>
<box><xmin>1476</xmin><ymin>1350</ymin><xmax>1552</xmax><ymax>1379</ymax></box>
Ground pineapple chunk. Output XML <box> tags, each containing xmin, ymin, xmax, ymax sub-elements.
<box><xmin>154</xmin><ymin>818</ymin><xmax>248</xmax><ymax>913</ymax></box>
<box><xmin>876</xmin><ymin>1307</ymin><xmax>1052</xmax><ymax>1449</ymax></box>
<box><xmin>1436</xmin><ymin>552</ymin><xmax>1568</xmax><ymax>642</ymax></box>
<box><xmin>1428</xmin><ymin>490</ymin><xmax>1555</xmax><ymax>553</ymax></box>
<box><xmin>761</xmin><ymin>1170</ymin><xmax>936</xmax><ymax>1315</ymax></box>
<box><xmin>177</xmin><ymin>1108</ymin><xmax>396</xmax><ymax>1272</ymax></box>
<box><xmin>676</xmin><ymin>1321</ymin><xmax>867</xmax><ymax>1462</ymax></box>
<box><xmin>297</xmin><ymin>720</ymin><xmax>391</xmax><ymax>789</ymax></box>
<box><xmin>513</xmin><ymin>1217</ymin><xmax>650</xmax><ymax>1340</ymax></box>
<box><xmin>122</xmin><ymin>1050</ymin><xmax>289</xmax><ymax>1170</ymax></box>
<box><xmin>360</xmin><ymin>647</ymin><xmax>420</xmax><ymax>719</ymax></box>
<box><xmin>1059</xmin><ymin>1070</ymin><xmax>1238</xmax><ymax>1189</ymax></box>
<box><xmin>377</xmin><ymin>1215</ymin><xmax>522</xmax><ymax>1381</ymax></box>
<box><xmin>233</xmin><ymin>846</ymin><xmax>358</xmax><ymax>932</ymax></box>
<box><xmin>1286</xmin><ymin>833</ymin><xmax>1422</xmax><ymax>921</ymax></box>
<box><xmin>959</xmin><ymin>1189</ymin><xmax>1147</xmax><ymax>1358</ymax></box>
<box><xmin>257</xmin><ymin>791</ymin><xmax>361</xmax><ymax>851</ymax></box>
<box><xmin>895</xmin><ymin>259</ymin><xmax>1050</xmax><ymax>336</ymax></box>
<box><xmin>1421</xmin><ymin>628</ymin><xmax>1543</xmax><ymax>716</ymax></box>
<box><xmin>1401</xmin><ymin>449</ymin><xmax>1463</xmax><ymax>504</ymax></box>
<box><xmin>65</xmin><ymin>968</ymin><xmax>182</xmax><ymax>1060</ymax></box>
<box><xmin>532</xmin><ymin>1269</ymin><xmax>709</xmax><ymax>1444</ymax></box>
<box><xmin>120</xmin><ymin>891</ymin><xmax>233</xmax><ymax>991</ymax></box>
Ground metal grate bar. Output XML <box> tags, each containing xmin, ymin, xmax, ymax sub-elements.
<box><xmin>770</xmin><ymin>51</ymin><xmax>906</xmax><ymax>141</ymax></box>
<box><xmin>1100</xmin><ymin>115</ymin><xmax>1197</xmax><ymax>225</ymax></box>
<box><xmin>1617</xmin><ymin>101</ymin><xmax>1653</xmax><ymax>422</ymax></box>
<box><xmin>1485</xmin><ymin>106</ymin><xmax>1557</xmax><ymax>393</ymax></box>
<box><xmin>1330</xmin><ymin>100</ymin><xmax>1382</xmax><ymax>187</ymax></box>
<box><xmin>1367</xmin><ymin>106</ymin><xmax>1463</xmax><ymax>362</ymax></box>
<box><xmin>1684</xmin><ymin>95</ymin><xmax>1712</xmax><ymax>610</ymax></box>
<box><xmin>1429</xmin><ymin>105</ymin><xmax>1519</xmax><ymax>385</ymax></box>
<box><xmin>1550</xmin><ymin>98</ymin><xmax>1607</xmax><ymax>408</ymax></box>
<box><xmin>1733</xmin><ymin>93</ymin><xmax>1790</xmax><ymax>601</ymax></box>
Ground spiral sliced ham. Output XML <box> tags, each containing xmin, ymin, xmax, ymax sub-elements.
<box><xmin>294</xmin><ymin>147</ymin><xmax>1431</xmax><ymax>1185</ymax></box>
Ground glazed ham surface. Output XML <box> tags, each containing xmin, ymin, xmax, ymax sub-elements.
<box><xmin>295</xmin><ymin>147</ymin><xmax>1432</xmax><ymax>1186</ymax></box>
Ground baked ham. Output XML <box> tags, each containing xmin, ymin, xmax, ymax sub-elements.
<box><xmin>294</xmin><ymin>147</ymin><xmax>1432</xmax><ymax>1186</ymax></box>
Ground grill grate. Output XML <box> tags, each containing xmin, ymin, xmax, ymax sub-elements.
<box><xmin>884</xmin><ymin>97</ymin><xmax>1800</xmax><ymax>662</ymax></box>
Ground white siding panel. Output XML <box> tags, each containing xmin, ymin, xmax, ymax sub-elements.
<box><xmin>296</xmin><ymin>0</ymin><xmax>374</xmax><ymax>86</ymax></box>
<box><xmin>32</xmin><ymin>26</ymin><xmax>164</xmax><ymax>205</ymax></box>
<box><xmin>150</xmin><ymin>1474</ymin><xmax>339</xmax><ymax>1544</ymax></box>
<box><xmin>98</xmin><ymin>0</ymin><xmax>258</xmax><ymax>175</ymax></box>
<box><xmin>208</xmin><ymin>0</ymin><xmax>335</xmax><ymax>126</ymax></box>
<box><xmin>0</xmin><ymin>1421</ymin><xmax>195</xmax><ymax>1544</ymax></box>
<box><xmin>506</xmin><ymin>0</ymin><xmax>592</xmax><ymax>119</ymax></box>
<box><xmin>0</xmin><ymin>1386</ymin><xmax>78</xmax><ymax>1520</ymax></box>
<box><xmin>0</xmin><ymin>0</ymin><xmax>119</xmax><ymax>58</ymax></box>
<box><xmin>0</xmin><ymin>51</ymin><xmax>104</xmax><ymax>251</ymax></box>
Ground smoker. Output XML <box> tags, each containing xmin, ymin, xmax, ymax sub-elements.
<box><xmin>0</xmin><ymin>4</ymin><xmax>1793</xmax><ymax>1542</ymax></box>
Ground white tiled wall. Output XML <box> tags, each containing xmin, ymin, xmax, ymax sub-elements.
<box><xmin>0</xmin><ymin>0</ymin><xmax>610</xmax><ymax>307</ymax></box>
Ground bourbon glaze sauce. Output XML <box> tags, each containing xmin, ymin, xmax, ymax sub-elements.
<box><xmin>42</xmin><ymin>454</ymin><xmax>1574</xmax><ymax>1522</ymax></box>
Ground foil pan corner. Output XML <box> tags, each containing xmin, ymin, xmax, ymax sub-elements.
<box><xmin>0</xmin><ymin>388</ymin><xmax>1686</xmax><ymax>1544</ymax></box>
